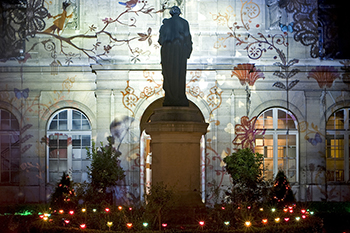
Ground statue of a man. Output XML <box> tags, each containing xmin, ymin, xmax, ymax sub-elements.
<box><xmin>158</xmin><ymin>6</ymin><xmax>192</xmax><ymax>106</ymax></box>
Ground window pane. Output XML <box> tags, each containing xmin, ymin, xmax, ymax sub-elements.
<box><xmin>73</xmin><ymin>110</ymin><xmax>81</xmax><ymax>119</ymax></box>
<box><xmin>59</xmin><ymin>120</ymin><xmax>67</xmax><ymax>130</ymax></box>
<box><xmin>82</xmin><ymin>135</ymin><xmax>90</xmax><ymax>147</ymax></box>
<box><xmin>264</xmin><ymin>110</ymin><xmax>273</xmax><ymax>128</ymax></box>
<box><xmin>72</xmin><ymin>119</ymin><xmax>81</xmax><ymax>130</ymax></box>
<box><xmin>59</xmin><ymin>110</ymin><xmax>67</xmax><ymax>119</ymax></box>
<box><xmin>49</xmin><ymin>120</ymin><xmax>58</xmax><ymax>130</ymax></box>
<box><xmin>82</xmin><ymin>119</ymin><xmax>90</xmax><ymax>130</ymax></box>
<box><xmin>335</xmin><ymin>110</ymin><xmax>344</xmax><ymax>129</ymax></box>
<box><xmin>72</xmin><ymin>161</ymin><xmax>82</xmax><ymax>170</ymax></box>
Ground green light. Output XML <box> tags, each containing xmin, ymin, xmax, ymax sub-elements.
<box><xmin>15</xmin><ymin>210</ymin><xmax>33</xmax><ymax>216</ymax></box>
<box><xmin>224</xmin><ymin>221</ymin><xmax>230</xmax><ymax>226</ymax></box>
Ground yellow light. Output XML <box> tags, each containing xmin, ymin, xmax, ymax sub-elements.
<box><xmin>275</xmin><ymin>217</ymin><xmax>280</xmax><ymax>223</ymax></box>
<box><xmin>245</xmin><ymin>221</ymin><xmax>251</xmax><ymax>227</ymax></box>
<box><xmin>283</xmin><ymin>208</ymin><xmax>288</xmax><ymax>212</ymax></box>
<box><xmin>118</xmin><ymin>206</ymin><xmax>123</xmax><ymax>210</ymax></box>
<box><xmin>271</xmin><ymin>208</ymin><xmax>276</xmax><ymax>212</ymax></box>
<box><xmin>93</xmin><ymin>209</ymin><xmax>97</xmax><ymax>212</ymax></box>
<box><xmin>43</xmin><ymin>216</ymin><xmax>48</xmax><ymax>221</ymax></box>
<box><xmin>107</xmin><ymin>222</ymin><xmax>113</xmax><ymax>227</ymax></box>
<box><xmin>82</xmin><ymin>208</ymin><xmax>86</xmax><ymax>212</ymax></box>
<box><xmin>295</xmin><ymin>217</ymin><xmax>300</xmax><ymax>221</ymax></box>
<box><xmin>259</xmin><ymin>208</ymin><xmax>264</xmax><ymax>211</ymax></box>
<box><xmin>126</xmin><ymin>223</ymin><xmax>133</xmax><ymax>229</ymax></box>
<box><xmin>59</xmin><ymin>209</ymin><xmax>64</xmax><ymax>214</ymax></box>
<box><xmin>262</xmin><ymin>219</ymin><xmax>268</xmax><ymax>224</ymax></box>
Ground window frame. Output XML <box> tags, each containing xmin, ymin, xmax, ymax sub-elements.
<box><xmin>255</xmin><ymin>108</ymin><xmax>299</xmax><ymax>183</ymax></box>
<box><xmin>46</xmin><ymin>108</ymin><xmax>91</xmax><ymax>184</ymax></box>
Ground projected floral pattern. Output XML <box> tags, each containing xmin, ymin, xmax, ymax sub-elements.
<box><xmin>308</xmin><ymin>66</ymin><xmax>340</xmax><ymax>88</ymax></box>
<box><xmin>231</xmin><ymin>63</ymin><xmax>265</xmax><ymax>86</ymax></box>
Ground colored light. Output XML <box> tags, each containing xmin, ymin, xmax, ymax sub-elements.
<box><xmin>245</xmin><ymin>221</ymin><xmax>251</xmax><ymax>227</ymax></box>
<box><xmin>39</xmin><ymin>215</ymin><xmax>44</xmax><ymax>219</ymax></box>
<box><xmin>262</xmin><ymin>219</ymin><xmax>268</xmax><ymax>224</ymax></box>
<box><xmin>284</xmin><ymin>218</ymin><xmax>290</xmax><ymax>222</ymax></box>
<box><xmin>310</xmin><ymin>211</ymin><xmax>314</xmax><ymax>215</ymax></box>
<box><xmin>302</xmin><ymin>215</ymin><xmax>306</xmax><ymax>219</ymax></box>
<box><xmin>118</xmin><ymin>206</ymin><xmax>123</xmax><ymax>210</ymax></box>
<box><xmin>275</xmin><ymin>217</ymin><xmax>280</xmax><ymax>223</ymax></box>
<box><xmin>283</xmin><ymin>208</ymin><xmax>288</xmax><ymax>212</ymax></box>
<box><xmin>295</xmin><ymin>217</ymin><xmax>300</xmax><ymax>221</ymax></box>
<box><xmin>271</xmin><ymin>208</ymin><xmax>276</xmax><ymax>212</ymax></box>
<box><xmin>221</xmin><ymin>206</ymin><xmax>225</xmax><ymax>210</ymax></box>
<box><xmin>43</xmin><ymin>216</ymin><xmax>48</xmax><ymax>221</ymax></box>
<box><xmin>59</xmin><ymin>209</ymin><xmax>64</xmax><ymax>214</ymax></box>
<box><xmin>69</xmin><ymin>210</ymin><xmax>74</xmax><ymax>215</ymax></box>
<box><xmin>80</xmin><ymin>224</ymin><xmax>86</xmax><ymax>229</ymax></box>
<box><xmin>162</xmin><ymin>223</ymin><xmax>167</xmax><ymax>227</ymax></box>
<box><xmin>105</xmin><ymin>208</ymin><xmax>110</xmax><ymax>212</ymax></box>
<box><xmin>224</xmin><ymin>221</ymin><xmax>230</xmax><ymax>226</ymax></box>
<box><xmin>143</xmin><ymin>222</ymin><xmax>148</xmax><ymax>227</ymax></box>
<box><xmin>301</xmin><ymin>209</ymin><xmax>306</xmax><ymax>214</ymax></box>
<box><xmin>107</xmin><ymin>222</ymin><xmax>113</xmax><ymax>227</ymax></box>
<box><xmin>82</xmin><ymin>208</ymin><xmax>86</xmax><ymax>212</ymax></box>
<box><xmin>199</xmin><ymin>221</ymin><xmax>205</xmax><ymax>226</ymax></box>
<box><xmin>129</xmin><ymin>207</ymin><xmax>132</xmax><ymax>211</ymax></box>
<box><xmin>288</xmin><ymin>206</ymin><xmax>293</xmax><ymax>210</ymax></box>
<box><xmin>64</xmin><ymin>219</ymin><xmax>70</xmax><ymax>224</ymax></box>
<box><xmin>289</xmin><ymin>209</ymin><xmax>294</xmax><ymax>213</ymax></box>
<box><xmin>126</xmin><ymin>223</ymin><xmax>133</xmax><ymax>229</ymax></box>
<box><xmin>259</xmin><ymin>208</ymin><xmax>264</xmax><ymax>211</ymax></box>
<box><xmin>93</xmin><ymin>209</ymin><xmax>97</xmax><ymax>212</ymax></box>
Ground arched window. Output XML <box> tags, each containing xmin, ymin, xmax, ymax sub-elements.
<box><xmin>255</xmin><ymin>108</ymin><xmax>299</xmax><ymax>183</ymax></box>
<box><xmin>326</xmin><ymin>108</ymin><xmax>350</xmax><ymax>182</ymax></box>
<box><xmin>47</xmin><ymin>109</ymin><xmax>91</xmax><ymax>183</ymax></box>
<box><xmin>0</xmin><ymin>109</ymin><xmax>20</xmax><ymax>184</ymax></box>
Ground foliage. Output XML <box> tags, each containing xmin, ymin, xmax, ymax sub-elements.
<box><xmin>269</xmin><ymin>170</ymin><xmax>295</xmax><ymax>206</ymax></box>
<box><xmin>86</xmin><ymin>136</ymin><xmax>125</xmax><ymax>202</ymax></box>
<box><xmin>50</xmin><ymin>173</ymin><xmax>77</xmax><ymax>209</ymax></box>
<box><xmin>144</xmin><ymin>182</ymin><xmax>176</xmax><ymax>231</ymax></box>
<box><xmin>223</xmin><ymin>148</ymin><xmax>268</xmax><ymax>204</ymax></box>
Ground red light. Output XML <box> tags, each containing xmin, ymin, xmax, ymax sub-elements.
<box><xmin>302</xmin><ymin>215</ymin><xmax>307</xmax><ymax>219</ymax></box>
<box><xmin>126</xmin><ymin>223</ymin><xmax>133</xmax><ymax>229</ymax></box>
<box><xmin>221</xmin><ymin>206</ymin><xmax>225</xmax><ymax>210</ymax></box>
<box><xmin>301</xmin><ymin>209</ymin><xmax>306</xmax><ymax>214</ymax></box>
<box><xmin>129</xmin><ymin>207</ymin><xmax>132</xmax><ymax>211</ymax></box>
<box><xmin>289</xmin><ymin>209</ymin><xmax>294</xmax><ymax>213</ymax></box>
<box><xmin>199</xmin><ymin>221</ymin><xmax>205</xmax><ymax>226</ymax></box>
<box><xmin>80</xmin><ymin>224</ymin><xmax>86</xmax><ymax>229</ymax></box>
<box><xmin>162</xmin><ymin>223</ymin><xmax>167</xmax><ymax>227</ymax></box>
<box><xmin>284</xmin><ymin>218</ymin><xmax>290</xmax><ymax>222</ymax></box>
<box><xmin>288</xmin><ymin>206</ymin><xmax>293</xmax><ymax>210</ymax></box>
<box><xmin>39</xmin><ymin>215</ymin><xmax>44</xmax><ymax>219</ymax></box>
<box><xmin>64</xmin><ymin>220</ymin><xmax>70</xmax><ymax>224</ymax></box>
<box><xmin>105</xmin><ymin>208</ymin><xmax>110</xmax><ymax>212</ymax></box>
<box><xmin>69</xmin><ymin>210</ymin><xmax>74</xmax><ymax>215</ymax></box>
<box><xmin>118</xmin><ymin>206</ymin><xmax>122</xmax><ymax>210</ymax></box>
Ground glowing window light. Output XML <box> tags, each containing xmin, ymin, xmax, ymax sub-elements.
<box><xmin>107</xmin><ymin>222</ymin><xmax>113</xmax><ymax>227</ymax></box>
<box><xmin>224</xmin><ymin>221</ymin><xmax>230</xmax><ymax>226</ymax></box>
<box><xmin>162</xmin><ymin>223</ymin><xmax>167</xmax><ymax>227</ymax></box>
<box><xmin>126</xmin><ymin>223</ymin><xmax>133</xmax><ymax>229</ymax></box>
<box><xmin>245</xmin><ymin>221</ymin><xmax>251</xmax><ymax>227</ymax></box>
<box><xmin>262</xmin><ymin>219</ymin><xmax>268</xmax><ymax>224</ymax></box>
<box><xmin>118</xmin><ymin>206</ymin><xmax>123</xmax><ymax>210</ymax></box>
<box><xmin>295</xmin><ymin>217</ymin><xmax>300</xmax><ymax>221</ymax></box>
<box><xmin>143</xmin><ymin>222</ymin><xmax>149</xmax><ymax>227</ymax></box>
<box><xmin>284</xmin><ymin>218</ymin><xmax>290</xmax><ymax>222</ymax></box>
<box><xmin>64</xmin><ymin>219</ymin><xmax>70</xmax><ymax>224</ymax></box>
<box><xmin>105</xmin><ymin>208</ymin><xmax>110</xmax><ymax>212</ymax></box>
<box><xmin>199</xmin><ymin>221</ymin><xmax>205</xmax><ymax>226</ymax></box>
<box><xmin>82</xmin><ymin>208</ymin><xmax>86</xmax><ymax>213</ymax></box>
<box><xmin>69</xmin><ymin>210</ymin><xmax>74</xmax><ymax>215</ymax></box>
<box><xmin>271</xmin><ymin>208</ymin><xmax>276</xmax><ymax>212</ymax></box>
<box><xmin>59</xmin><ymin>209</ymin><xmax>64</xmax><ymax>214</ymax></box>
<box><xmin>80</xmin><ymin>223</ymin><xmax>86</xmax><ymax>229</ymax></box>
<box><xmin>275</xmin><ymin>217</ymin><xmax>280</xmax><ymax>223</ymax></box>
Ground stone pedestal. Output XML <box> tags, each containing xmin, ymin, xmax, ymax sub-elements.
<box><xmin>142</xmin><ymin>106</ymin><xmax>208</xmax><ymax>209</ymax></box>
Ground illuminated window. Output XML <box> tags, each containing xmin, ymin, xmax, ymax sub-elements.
<box><xmin>47</xmin><ymin>109</ymin><xmax>91</xmax><ymax>183</ymax></box>
<box><xmin>326</xmin><ymin>108</ymin><xmax>350</xmax><ymax>182</ymax></box>
<box><xmin>255</xmin><ymin>108</ymin><xmax>298</xmax><ymax>182</ymax></box>
<box><xmin>0</xmin><ymin>109</ymin><xmax>20</xmax><ymax>184</ymax></box>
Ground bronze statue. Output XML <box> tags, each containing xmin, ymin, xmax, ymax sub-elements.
<box><xmin>158</xmin><ymin>6</ymin><xmax>192</xmax><ymax>107</ymax></box>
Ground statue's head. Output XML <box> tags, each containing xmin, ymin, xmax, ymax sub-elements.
<box><xmin>170</xmin><ymin>6</ymin><xmax>181</xmax><ymax>16</ymax></box>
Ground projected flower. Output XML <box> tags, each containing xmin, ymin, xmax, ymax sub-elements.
<box><xmin>232</xmin><ymin>116</ymin><xmax>265</xmax><ymax>151</ymax></box>
<box><xmin>308</xmin><ymin>66</ymin><xmax>340</xmax><ymax>88</ymax></box>
<box><xmin>231</xmin><ymin>63</ymin><xmax>265</xmax><ymax>86</ymax></box>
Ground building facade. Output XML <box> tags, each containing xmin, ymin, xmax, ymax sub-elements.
<box><xmin>0</xmin><ymin>0</ymin><xmax>349</xmax><ymax>204</ymax></box>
